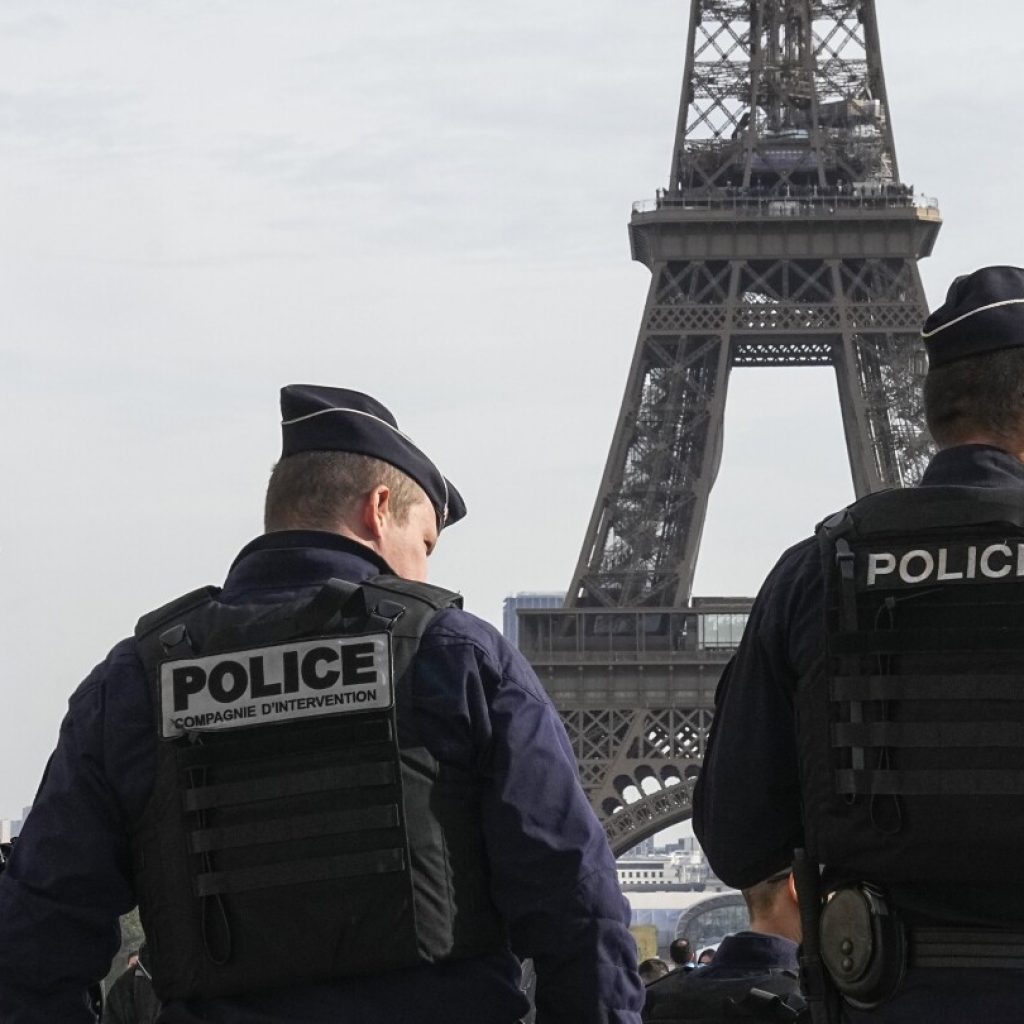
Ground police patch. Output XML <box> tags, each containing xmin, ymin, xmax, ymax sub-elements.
<box><xmin>159</xmin><ymin>634</ymin><xmax>392</xmax><ymax>739</ymax></box>
<box><xmin>859</xmin><ymin>540</ymin><xmax>1024</xmax><ymax>589</ymax></box>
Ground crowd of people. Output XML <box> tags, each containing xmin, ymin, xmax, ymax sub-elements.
<box><xmin>2</xmin><ymin>265</ymin><xmax>1024</xmax><ymax>1023</ymax></box>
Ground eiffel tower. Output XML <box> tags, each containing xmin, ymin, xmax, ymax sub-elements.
<box><xmin>517</xmin><ymin>0</ymin><xmax>941</xmax><ymax>855</ymax></box>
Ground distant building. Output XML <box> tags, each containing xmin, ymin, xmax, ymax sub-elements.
<box><xmin>1</xmin><ymin>806</ymin><xmax>31</xmax><ymax>843</ymax></box>
<box><xmin>502</xmin><ymin>592</ymin><xmax>565</xmax><ymax>648</ymax></box>
<box><xmin>615</xmin><ymin>850</ymin><xmax>713</xmax><ymax>891</ymax></box>
<box><xmin>629</xmin><ymin>836</ymin><xmax>656</xmax><ymax>856</ymax></box>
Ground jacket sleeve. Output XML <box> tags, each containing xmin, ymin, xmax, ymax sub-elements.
<box><xmin>692</xmin><ymin>542</ymin><xmax>818</xmax><ymax>890</ymax></box>
<box><xmin>415</xmin><ymin>612</ymin><xmax>644</xmax><ymax>1024</ymax></box>
<box><xmin>0</xmin><ymin>645</ymin><xmax>151</xmax><ymax>1023</ymax></box>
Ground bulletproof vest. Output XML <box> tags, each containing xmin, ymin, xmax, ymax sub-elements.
<box><xmin>130</xmin><ymin>575</ymin><xmax>507</xmax><ymax>1001</ymax></box>
<box><xmin>798</xmin><ymin>485</ymin><xmax>1024</xmax><ymax>884</ymax></box>
<box><xmin>645</xmin><ymin>969</ymin><xmax>805</xmax><ymax>1023</ymax></box>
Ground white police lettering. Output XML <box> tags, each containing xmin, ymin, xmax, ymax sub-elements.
<box><xmin>899</xmin><ymin>550</ymin><xmax>934</xmax><ymax>584</ymax></box>
<box><xmin>158</xmin><ymin>635</ymin><xmax>392</xmax><ymax>738</ymax></box>
<box><xmin>981</xmin><ymin>543</ymin><xmax>1013</xmax><ymax>578</ymax></box>
<box><xmin>863</xmin><ymin>543</ymin><xmax>1024</xmax><ymax>587</ymax></box>
<box><xmin>936</xmin><ymin>548</ymin><xmax>963</xmax><ymax>581</ymax></box>
<box><xmin>866</xmin><ymin>552</ymin><xmax>896</xmax><ymax>585</ymax></box>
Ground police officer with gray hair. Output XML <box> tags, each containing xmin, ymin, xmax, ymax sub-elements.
<box><xmin>694</xmin><ymin>266</ymin><xmax>1024</xmax><ymax>1023</ymax></box>
<box><xmin>0</xmin><ymin>385</ymin><xmax>643</xmax><ymax>1023</ymax></box>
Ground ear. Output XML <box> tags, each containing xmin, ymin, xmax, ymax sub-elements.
<box><xmin>787</xmin><ymin>872</ymin><xmax>799</xmax><ymax>906</ymax></box>
<box><xmin>360</xmin><ymin>485</ymin><xmax>392</xmax><ymax>541</ymax></box>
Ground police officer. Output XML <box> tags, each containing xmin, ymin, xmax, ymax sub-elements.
<box><xmin>693</xmin><ymin>267</ymin><xmax>1024</xmax><ymax>1023</ymax></box>
<box><xmin>0</xmin><ymin>385</ymin><xmax>644</xmax><ymax>1024</ymax></box>
<box><xmin>644</xmin><ymin>869</ymin><xmax>805</xmax><ymax>1024</ymax></box>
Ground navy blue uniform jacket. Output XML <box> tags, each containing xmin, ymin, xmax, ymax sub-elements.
<box><xmin>643</xmin><ymin>931</ymin><xmax>800</xmax><ymax>1022</ymax></box>
<box><xmin>693</xmin><ymin>445</ymin><xmax>1024</xmax><ymax>1021</ymax></box>
<box><xmin>0</xmin><ymin>532</ymin><xmax>643</xmax><ymax>1024</ymax></box>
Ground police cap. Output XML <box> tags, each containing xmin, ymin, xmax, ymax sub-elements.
<box><xmin>279</xmin><ymin>384</ymin><xmax>466</xmax><ymax>529</ymax></box>
<box><xmin>922</xmin><ymin>265</ymin><xmax>1024</xmax><ymax>368</ymax></box>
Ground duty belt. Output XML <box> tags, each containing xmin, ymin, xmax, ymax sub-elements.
<box><xmin>910</xmin><ymin>928</ymin><xmax>1024</xmax><ymax>969</ymax></box>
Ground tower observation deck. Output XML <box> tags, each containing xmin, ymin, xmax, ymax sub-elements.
<box><xmin>518</xmin><ymin>0</ymin><xmax>941</xmax><ymax>854</ymax></box>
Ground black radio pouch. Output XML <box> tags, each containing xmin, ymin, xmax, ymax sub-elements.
<box><xmin>819</xmin><ymin>885</ymin><xmax>906</xmax><ymax>1010</ymax></box>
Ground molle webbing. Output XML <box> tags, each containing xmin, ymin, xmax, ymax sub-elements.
<box><xmin>130</xmin><ymin>574</ymin><xmax>508</xmax><ymax>1001</ymax></box>
<box><xmin>799</xmin><ymin>487</ymin><xmax>1024</xmax><ymax>881</ymax></box>
<box><xmin>834</xmin><ymin>770</ymin><xmax>1024</xmax><ymax>797</ymax></box>
<box><xmin>831</xmin><ymin>675</ymin><xmax>1024</xmax><ymax>702</ymax></box>
<box><xmin>176</xmin><ymin>712</ymin><xmax>409</xmax><ymax>904</ymax></box>
<box><xmin>825</xmin><ymin>543</ymin><xmax>1024</xmax><ymax>801</ymax></box>
<box><xmin>830</xmin><ymin>673</ymin><xmax>1024</xmax><ymax>798</ymax></box>
<box><xmin>181</xmin><ymin>761</ymin><xmax>396</xmax><ymax>814</ymax></box>
<box><xmin>188</xmin><ymin>804</ymin><xmax>400</xmax><ymax>853</ymax></box>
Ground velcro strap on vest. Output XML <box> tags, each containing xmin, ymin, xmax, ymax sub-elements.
<box><xmin>835</xmin><ymin>769</ymin><xmax>1024</xmax><ymax>796</ymax></box>
<box><xmin>910</xmin><ymin>928</ymin><xmax>1024</xmax><ymax>969</ymax></box>
<box><xmin>195</xmin><ymin>847</ymin><xmax>406</xmax><ymax>897</ymax></box>
<box><xmin>188</xmin><ymin>804</ymin><xmax>400</xmax><ymax>853</ymax></box>
<box><xmin>182</xmin><ymin>762</ymin><xmax>395</xmax><ymax>813</ymax></box>
<box><xmin>831</xmin><ymin>675</ymin><xmax>1024</xmax><ymax>701</ymax></box>
<box><xmin>832</xmin><ymin>721</ymin><xmax>1024</xmax><ymax>748</ymax></box>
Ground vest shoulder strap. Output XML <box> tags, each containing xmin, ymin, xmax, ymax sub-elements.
<box><xmin>134</xmin><ymin>577</ymin><xmax>377</xmax><ymax>669</ymax></box>
<box><xmin>819</xmin><ymin>485</ymin><xmax>1024</xmax><ymax>542</ymax></box>
<box><xmin>358</xmin><ymin>575</ymin><xmax>462</xmax><ymax>656</ymax></box>
<box><xmin>361</xmin><ymin>575</ymin><xmax>462</xmax><ymax>613</ymax></box>
<box><xmin>360</xmin><ymin>577</ymin><xmax>462</xmax><ymax>745</ymax></box>
<box><xmin>134</xmin><ymin>585</ymin><xmax>221</xmax><ymax>667</ymax></box>
<box><xmin>135</xmin><ymin>585</ymin><xmax>220</xmax><ymax>641</ymax></box>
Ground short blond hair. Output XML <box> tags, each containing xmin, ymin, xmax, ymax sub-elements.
<box><xmin>741</xmin><ymin>871</ymin><xmax>791</xmax><ymax>921</ymax></box>
<box><xmin>264</xmin><ymin>451</ymin><xmax>422</xmax><ymax>532</ymax></box>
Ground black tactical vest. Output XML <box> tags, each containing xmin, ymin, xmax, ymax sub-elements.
<box><xmin>130</xmin><ymin>575</ymin><xmax>507</xmax><ymax>1001</ymax></box>
<box><xmin>645</xmin><ymin>968</ymin><xmax>805</xmax><ymax>1023</ymax></box>
<box><xmin>798</xmin><ymin>485</ymin><xmax>1024</xmax><ymax>884</ymax></box>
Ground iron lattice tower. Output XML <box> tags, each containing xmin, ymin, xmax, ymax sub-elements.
<box><xmin>519</xmin><ymin>0</ymin><xmax>941</xmax><ymax>855</ymax></box>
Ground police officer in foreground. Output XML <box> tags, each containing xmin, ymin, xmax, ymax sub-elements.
<box><xmin>0</xmin><ymin>385</ymin><xmax>644</xmax><ymax>1024</ymax></box>
<box><xmin>693</xmin><ymin>266</ymin><xmax>1024</xmax><ymax>1023</ymax></box>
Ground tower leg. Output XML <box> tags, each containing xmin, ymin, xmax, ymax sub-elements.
<box><xmin>568</xmin><ymin>260</ymin><xmax>735</xmax><ymax>608</ymax></box>
<box><xmin>834</xmin><ymin>259</ymin><xmax>933</xmax><ymax>493</ymax></box>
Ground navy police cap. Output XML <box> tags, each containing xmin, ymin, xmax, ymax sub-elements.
<box><xmin>922</xmin><ymin>265</ymin><xmax>1024</xmax><ymax>368</ymax></box>
<box><xmin>279</xmin><ymin>384</ymin><xmax>466</xmax><ymax>530</ymax></box>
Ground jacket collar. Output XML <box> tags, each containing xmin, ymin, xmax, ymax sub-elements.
<box><xmin>921</xmin><ymin>444</ymin><xmax>1024</xmax><ymax>488</ymax></box>
<box><xmin>223</xmin><ymin>531</ymin><xmax>394</xmax><ymax>598</ymax></box>
<box><xmin>705</xmin><ymin>931</ymin><xmax>799</xmax><ymax>973</ymax></box>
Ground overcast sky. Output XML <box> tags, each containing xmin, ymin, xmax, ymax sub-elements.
<box><xmin>1</xmin><ymin>1</ymin><xmax>1022</xmax><ymax>814</ymax></box>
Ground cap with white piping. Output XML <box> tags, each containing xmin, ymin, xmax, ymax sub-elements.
<box><xmin>279</xmin><ymin>384</ymin><xmax>465</xmax><ymax>530</ymax></box>
<box><xmin>922</xmin><ymin>266</ymin><xmax>1024</xmax><ymax>369</ymax></box>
